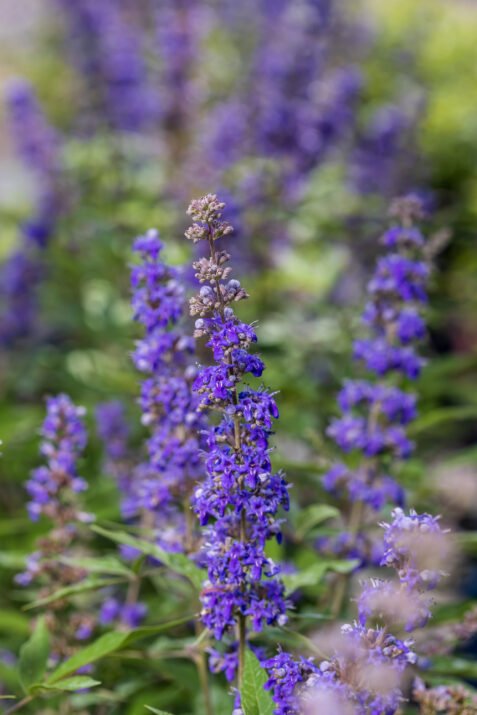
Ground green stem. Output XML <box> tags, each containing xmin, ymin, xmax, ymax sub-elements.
<box><xmin>238</xmin><ymin>613</ymin><xmax>247</xmax><ymax>690</ymax></box>
<box><xmin>194</xmin><ymin>620</ymin><xmax>214</xmax><ymax>715</ymax></box>
<box><xmin>208</xmin><ymin>232</ymin><xmax>248</xmax><ymax>690</ymax></box>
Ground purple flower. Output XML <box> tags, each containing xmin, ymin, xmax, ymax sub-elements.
<box><xmin>321</xmin><ymin>196</ymin><xmax>432</xmax><ymax>560</ymax></box>
<box><xmin>57</xmin><ymin>0</ymin><xmax>158</xmax><ymax>132</ymax></box>
<box><xmin>24</xmin><ymin>394</ymin><xmax>88</xmax><ymax>525</ymax></box>
<box><xmin>129</xmin><ymin>228</ymin><xmax>206</xmax><ymax>552</ymax></box>
<box><xmin>121</xmin><ymin>602</ymin><xmax>148</xmax><ymax>629</ymax></box>
<box><xmin>0</xmin><ymin>80</ymin><xmax>63</xmax><ymax>346</ymax></box>
<box><xmin>99</xmin><ymin>598</ymin><xmax>121</xmax><ymax>625</ymax></box>
<box><xmin>16</xmin><ymin>395</ymin><xmax>95</xmax><ymax>659</ymax></box>
<box><xmin>186</xmin><ymin>194</ymin><xmax>290</xmax><ymax>671</ymax></box>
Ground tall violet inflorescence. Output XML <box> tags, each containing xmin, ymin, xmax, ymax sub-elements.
<box><xmin>1</xmin><ymin>80</ymin><xmax>62</xmax><ymax>345</ymax></box>
<box><xmin>17</xmin><ymin>395</ymin><xmax>95</xmax><ymax>658</ymax></box>
<box><xmin>319</xmin><ymin>195</ymin><xmax>431</xmax><ymax>566</ymax></box>
<box><xmin>130</xmin><ymin>228</ymin><xmax>205</xmax><ymax>553</ymax></box>
<box><xmin>265</xmin><ymin>507</ymin><xmax>448</xmax><ymax>715</ymax></box>
<box><xmin>57</xmin><ymin>0</ymin><xmax>158</xmax><ymax>133</ymax></box>
<box><xmin>185</xmin><ymin>194</ymin><xmax>290</xmax><ymax>683</ymax></box>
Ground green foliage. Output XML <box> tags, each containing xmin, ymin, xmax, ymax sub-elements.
<box><xmin>92</xmin><ymin>525</ymin><xmax>205</xmax><ymax>590</ymax></box>
<box><xmin>18</xmin><ymin>617</ymin><xmax>50</xmax><ymax>693</ymax></box>
<box><xmin>1</xmin><ymin>1</ymin><xmax>477</xmax><ymax>713</ymax></box>
<box><xmin>45</xmin><ymin>617</ymin><xmax>194</xmax><ymax>687</ymax></box>
<box><xmin>241</xmin><ymin>651</ymin><xmax>274</xmax><ymax>715</ymax></box>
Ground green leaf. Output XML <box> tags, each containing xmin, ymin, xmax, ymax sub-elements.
<box><xmin>0</xmin><ymin>551</ymin><xmax>30</xmax><ymax>570</ymax></box>
<box><xmin>431</xmin><ymin>655</ymin><xmax>477</xmax><ymax>679</ymax></box>
<box><xmin>282</xmin><ymin>559</ymin><xmax>359</xmax><ymax>594</ymax></box>
<box><xmin>145</xmin><ymin>708</ymin><xmax>175</xmax><ymax>715</ymax></box>
<box><xmin>241</xmin><ymin>650</ymin><xmax>274</xmax><ymax>715</ymax></box>
<box><xmin>18</xmin><ymin>616</ymin><xmax>50</xmax><ymax>693</ymax></box>
<box><xmin>0</xmin><ymin>608</ymin><xmax>30</xmax><ymax>635</ymax></box>
<box><xmin>410</xmin><ymin>406</ymin><xmax>477</xmax><ymax>435</ymax></box>
<box><xmin>24</xmin><ymin>577</ymin><xmax>121</xmax><ymax>610</ymax></box>
<box><xmin>92</xmin><ymin>525</ymin><xmax>204</xmax><ymax>590</ymax></box>
<box><xmin>59</xmin><ymin>554</ymin><xmax>134</xmax><ymax>577</ymax></box>
<box><xmin>45</xmin><ymin>615</ymin><xmax>194</xmax><ymax>685</ymax></box>
<box><xmin>295</xmin><ymin>504</ymin><xmax>339</xmax><ymax>540</ymax></box>
<box><xmin>33</xmin><ymin>676</ymin><xmax>101</xmax><ymax>693</ymax></box>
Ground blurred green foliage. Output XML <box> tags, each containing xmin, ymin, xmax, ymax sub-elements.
<box><xmin>1</xmin><ymin>0</ymin><xmax>477</xmax><ymax>713</ymax></box>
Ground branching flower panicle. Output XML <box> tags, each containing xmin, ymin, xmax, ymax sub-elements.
<box><xmin>265</xmin><ymin>507</ymin><xmax>449</xmax><ymax>715</ymax></box>
<box><xmin>185</xmin><ymin>194</ymin><xmax>290</xmax><ymax>683</ymax></box>
<box><xmin>130</xmin><ymin>228</ymin><xmax>205</xmax><ymax>553</ymax></box>
<box><xmin>16</xmin><ymin>395</ymin><xmax>94</xmax><ymax>660</ymax></box>
<box><xmin>319</xmin><ymin>195</ymin><xmax>432</xmax><ymax>565</ymax></box>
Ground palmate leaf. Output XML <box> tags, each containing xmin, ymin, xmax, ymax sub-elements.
<box><xmin>92</xmin><ymin>525</ymin><xmax>204</xmax><ymax>590</ymax></box>
<box><xmin>241</xmin><ymin>650</ymin><xmax>274</xmax><ymax>715</ymax></box>
<box><xmin>44</xmin><ymin>614</ymin><xmax>194</xmax><ymax>686</ymax></box>
<box><xmin>18</xmin><ymin>616</ymin><xmax>50</xmax><ymax>693</ymax></box>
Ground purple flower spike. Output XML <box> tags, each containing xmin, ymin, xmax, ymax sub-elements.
<box><xmin>186</xmin><ymin>194</ymin><xmax>290</xmax><ymax>672</ymax></box>
<box><xmin>129</xmin><ymin>228</ymin><xmax>206</xmax><ymax>552</ymax></box>
<box><xmin>321</xmin><ymin>195</ymin><xmax>432</xmax><ymax>563</ymax></box>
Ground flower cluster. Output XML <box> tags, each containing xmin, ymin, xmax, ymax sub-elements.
<box><xmin>199</xmin><ymin>1</ymin><xmax>362</xmax><ymax>269</ymax></box>
<box><xmin>320</xmin><ymin>195</ymin><xmax>431</xmax><ymax>564</ymax></box>
<box><xmin>57</xmin><ymin>0</ymin><xmax>158</xmax><ymax>133</ymax></box>
<box><xmin>351</xmin><ymin>104</ymin><xmax>411</xmax><ymax>196</ymax></box>
<box><xmin>413</xmin><ymin>678</ymin><xmax>477</xmax><ymax>714</ymax></box>
<box><xmin>155</xmin><ymin>0</ymin><xmax>206</xmax><ymax>137</ymax></box>
<box><xmin>265</xmin><ymin>507</ymin><xmax>449</xmax><ymax>715</ymax></box>
<box><xmin>0</xmin><ymin>80</ymin><xmax>62</xmax><ymax>345</ymax></box>
<box><xmin>130</xmin><ymin>228</ymin><xmax>205</xmax><ymax>553</ymax></box>
<box><xmin>24</xmin><ymin>395</ymin><xmax>89</xmax><ymax>525</ymax></box>
<box><xmin>99</xmin><ymin>597</ymin><xmax>148</xmax><ymax>631</ymax></box>
<box><xmin>16</xmin><ymin>395</ymin><xmax>94</xmax><ymax>660</ymax></box>
<box><xmin>186</xmin><ymin>194</ymin><xmax>290</xmax><ymax>670</ymax></box>
<box><xmin>95</xmin><ymin>400</ymin><xmax>133</xmax><ymax>501</ymax></box>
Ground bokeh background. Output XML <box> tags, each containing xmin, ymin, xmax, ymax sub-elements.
<box><xmin>1</xmin><ymin>0</ymin><xmax>477</xmax><ymax>712</ymax></box>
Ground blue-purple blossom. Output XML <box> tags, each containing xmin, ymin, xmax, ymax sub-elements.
<box><xmin>96</xmin><ymin>400</ymin><xmax>130</xmax><ymax>462</ymax></box>
<box><xmin>351</xmin><ymin>105</ymin><xmax>411</xmax><ymax>196</ymax></box>
<box><xmin>16</xmin><ymin>395</ymin><xmax>94</xmax><ymax>659</ymax></box>
<box><xmin>57</xmin><ymin>0</ymin><xmax>158</xmax><ymax>132</ymax></box>
<box><xmin>130</xmin><ymin>228</ymin><xmax>205</xmax><ymax>552</ymax></box>
<box><xmin>0</xmin><ymin>81</ymin><xmax>63</xmax><ymax>346</ymax></box>
<box><xmin>24</xmin><ymin>394</ymin><xmax>88</xmax><ymax>525</ymax></box>
<box><xmin>5</xmin><ymin>79</ymin><xmax>59</xmax><ymax>183</ymax></box>
<box><xmin>155</xmin><ymin>0</ymin><xmax>206</xmax><ymax>135</ymax></box>
<box><xmin>320</xmin><ymin>195</ymin><xmax>431</xmax><ymax>562</ymax></box>
<box><xmin>186</xmin><ymin>194</ymin><xmax>290</xmax><ymax>663</ymax></box>
<box><xmin>95</xmin><ymin>400</ymin><xmax>134</xmax><ymax>508</ymax></box>
<box><xmin>99</xmin><ymin>597</ymin><xmax>148</xmax><ymax>630</ymax></box>
<box><xmin>265</xmin><ymin>507</ymin><xmax>448</xmax><ymax>715</ymax></box>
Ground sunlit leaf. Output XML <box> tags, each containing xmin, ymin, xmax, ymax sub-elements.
<box><xmin>282</xmin><ymin>559</ymin><xmax>359</xmax><ymax>594</ymax></box>
<box><xmin>18</xmin><ymin>616</ymin><xmax>50</xmax><ymax>693</ymax></box>
<box><xmin>241</xmin><ymin>650</ymin><xmax>273</xmax><ymax>715</ymax></box>
<box><xmin>45</xmin><ymin>615</ymin><xmax>194</xmax><ymax>685</ymax></box>
<box><xmin>295</xmin><ymin>504</ymin><xmax>340</xmax><ymax>540</ymax></box>
<box><xmin>24</xmin><ymin>577</ymin><xmax>122</xmax><ymax>611</ymax></box>
<box><xmin>92</xmin><ymin>525</ymin><xmax>204</xmax><ymax>590</ymax></box>
<box><xmin>33</xmin><ymin>676</ymin><xmax>101</xmax><ymax>692</ymax></box>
